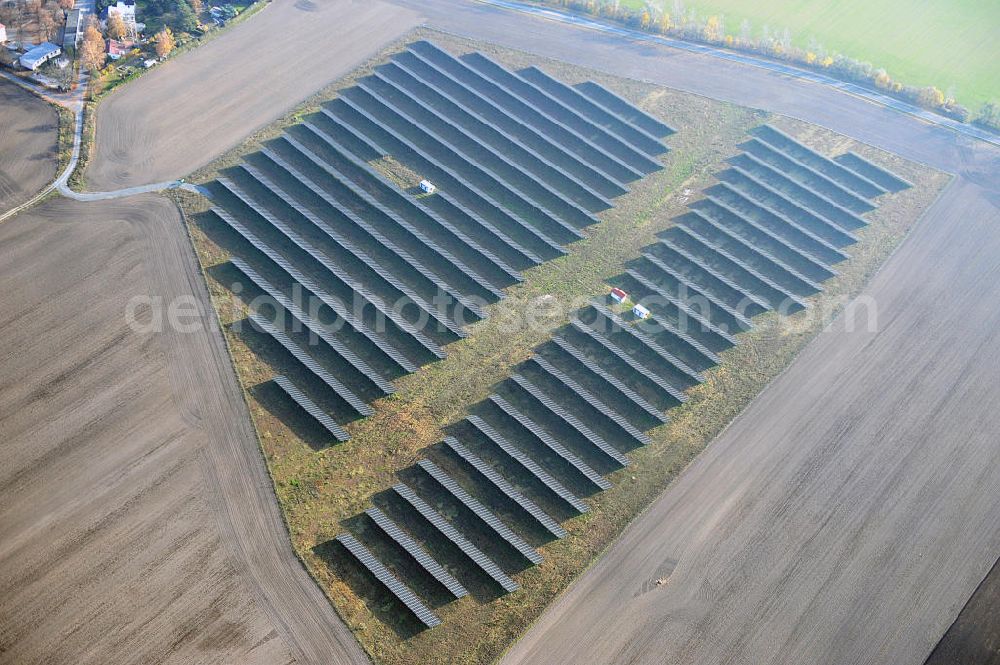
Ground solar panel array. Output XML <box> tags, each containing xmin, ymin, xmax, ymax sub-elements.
<box><xmin>203</xmin><ymin>39</ymin><xmax>670</xmax><ymax>462</ymax></box>
<box><xmin>328</xmin><ymin>124</ymin><xmax>911</xmax><ymax>629</ymax></box>
<box><xmin>336</xmin><ymin>533</ymin><xmax>441</xmax><ymax>628</ymax></box>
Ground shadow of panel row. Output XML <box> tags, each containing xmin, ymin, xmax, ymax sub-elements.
<box><xmin>196</xmin><ymin>40</ymin><xmax>673</xmax><ymax>445</ymax></box>
<box><xmin>325</xmin><ymin>128</ymin><xmax>912</xmax><ymax>631</ymax></box>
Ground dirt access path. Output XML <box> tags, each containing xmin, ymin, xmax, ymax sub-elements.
<box><xmin>0</xmin><ymin>80</ymin><xmax>59</xmax><ymax>215</ymax></box>
<box><xmin>85</xmin><ymin>0</ymin><xmax>422</xmax><ymax>191</ymax></box>
<box><xmin>0</xmin><ymin>196</ymin><xmax>368</xmax><ymax>665</ymax></box>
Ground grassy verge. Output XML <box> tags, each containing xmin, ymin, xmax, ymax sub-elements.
<box><xmin>178</xmin><ymin>28</ymin><xmax>949</xmax><ymax>665</ymax></box>
<box><xmin>68</xmin><ymin>102</ymin><xmax>96</xmax><ymax>191</ymax></box>
<box><xmin>54</xmin><ymin>104</ymin><xmax>75</xmax><ymax>175</ymax></box>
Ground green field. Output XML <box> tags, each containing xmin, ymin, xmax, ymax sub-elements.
<box><xmin>648</xmin><ymin>0</ymin><xmax>999</xmax><ymax>111</ymax></box>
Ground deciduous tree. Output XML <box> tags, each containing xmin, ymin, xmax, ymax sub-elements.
<box><xmin>154</xmin><ymin>27</ymin><xmax>175</xmax><ymax>57</ymax></box>
<box><xmin>658</xmin><ymin>12</ymin><xmax>671</xmax><ymax>33</ymax></box>
<box><xmin>106</xmin><ymin>10</ymin><xmax>127</xmax><ymax>40</ymax></box>
<box><xmin>80</xmin><ymin>23</ymin><xmax>106</xmax><ymax>71</ymax></box>
<box><xmin>916</xmin><ymin>86</ymin><xmax>945</xmax><ymax>109</ymax></box>
<box><xmin>702</xmin><ymin>15</ymin><xmax>721</xmax><ymax>42</ymax></box>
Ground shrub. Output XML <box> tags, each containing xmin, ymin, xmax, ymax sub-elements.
<box><xmin>916</xmin><ymin>86</ymin><xmax>945</xmax><ymax>109</ymax></box>
<box><xmin>975</xmin><ymin>102</ymin><xmax>1000</xmax><ymax>132</ymax></box>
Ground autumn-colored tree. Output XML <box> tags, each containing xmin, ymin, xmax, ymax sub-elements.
<box><xmin>917</xmin><ymin>86</ymin><xmax>945</xmax><ymax>109</ymax></box>
<box><xmin>37</xmin><ymin>8</ymin><xmax>57</xmax><ymax>40</ymax></box>
<box><xmin>107</xmin><ymin>10</ymin><xmax>127</xmax><ymax>40</ymax></box>
<box><xmin>805</xmin><ymin>51</ymin><xmax>816</xmax><ymax>65</ymax></box>
<box><xmin>58</xmin><ymin>0</ymin><xmax>74</xmax><ymax>10</ymax></box>
<box><xmin>80</xmin><ymin>23</ymin><xmax>106</xmax><ymax>71</ymax></box>
<box><xmin>189</xmin><ymin>0</ymin><xmax>203</xmax><ymax>19</ymax></box>
<box><xmin>820</xmin><ymin>55</ymin><xmax>834</xmax><ymax>68</ymax></box>
<box><xmin>702</xmin><ymin>15</ymin><xmax>721</xmax><ymax>42</ymax></box>
<box><xmin>873</xmin><ymin>68</ymin><xmax>891</xmax><ymax>89</ymax></box>
<box><xmin>658</xmin><ymin>12</ymin><xmax>671</xmax><ymax>33</ymax></box>
<box><xmin>639</xmin><ymin>10</ymin><xmax>650</xmax><ymax>30</ymax></box>
<box><xmin>154</xmin><ymin>27</ymin><xmax>175</xmax><ymax>58</ymax></box>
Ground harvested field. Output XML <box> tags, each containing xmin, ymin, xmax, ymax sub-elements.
<box><xmin>0</xmin><ymin>80</ymin><xmax>59</xmax><ymax>214</ymax></box>
<box><xmin>180</xmin><ymin>28</ymin><xmax>948</xmax><ymax>665</ymax></box>
<box><xmin>0</xmin><ymin>196</ymin><xmax>368</xmax><ymax>665</ymax></box>
<box><xmin>85</xmin><ymin>0</ymin><xmax>422</xmax><ymax>191</ymax></box>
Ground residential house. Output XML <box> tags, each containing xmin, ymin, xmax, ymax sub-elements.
<box><xmin>106</xmin><ymin>39</ymin><xmax>133</xmax><ymax>60</ymax></box>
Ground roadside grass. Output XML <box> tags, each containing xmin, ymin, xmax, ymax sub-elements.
<box><xmin>177</xmin><ymin>28</ymin><xmax>949</xmax><ymax>665</ymax></box>
<box><xmin>657</xmin><ymin>0</ymin><xmax>1000</xmax><ymax>111</ymax></box>
<box><xmin>68</xmin><ymin>102</ymin><xmax>96</xmax><ymax>191</ymax></box>
<box><xmin>55</xmin><ymin>104</ymin><xmax>75</xmax><ymax>175</ymax></box>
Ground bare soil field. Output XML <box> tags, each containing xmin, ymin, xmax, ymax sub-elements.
<box><xmin>85</xmin><ymin>0</ymin><xmax>423</xmax><ymax>191</ymax></box>
<box><xmin>0</xmin><ymin>80</ymin><xmax>58</xmax><ymax>214</ymax></box>
<box><xmin>502</xmin><ymin>177</ymin><xmax>1000</xmax><ymax>665</ymax></box>
<box><xmin>0</xmin><ymin>195</ymin><xmax>367</xmax><ymax>665</ymax></box>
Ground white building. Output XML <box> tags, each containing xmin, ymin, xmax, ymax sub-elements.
<box><xmin>632</xmin><ymin>304</ymin><xmax>651</xmax><ymax>320</ymax></box>
<box><xmin>108</xmin><ymin>0</ymin><xmax>137</xmax><ymax>23</ymax></box>
<box><xmin>0</xmin><ymin>23</ymin><xmax>8</xmax><ymax>44</ymax></box>
<box><xmin>20</xmin><ymin>42</ymin><xmax>61</xmax><ymax>71</ymax></box>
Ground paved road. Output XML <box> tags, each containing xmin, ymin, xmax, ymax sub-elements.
<box><xmin>379</xmin><ymin>1</ymin><xmax>1000</xmax><ymax>664</ymax></box>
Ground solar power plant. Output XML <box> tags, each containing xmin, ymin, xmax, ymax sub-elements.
<box><xmin>548</xmin><ymin>336</ymin><xmax>667</xmax><ymax>425</ymax></box>
<box><xmin>487</xmin><ymin>395</ymin><xmax>611</xmax><ymax>491</ymax></box>
<box><xmin>527</xmin><ymin>355</ymin><xmax>650</xmax><ymax>446</ymax></box>
<box><xmin>229</xmin><ymin>257</ymin><xmax>394</xmax><ymax>395</ymax></box>
<box><xmin>211</xmin><ymin>204</ymin><xmax>421</xmax><ymax>374</ymax></box>
<box><xmin>246</xmin><ymin>313</ymin><xmax>373</xmax><ymax>418</ymax></box>
<box><xmin>507</xmin><ymin>373</ymin><xmax>630</xmax><ymax>468</ymax></box>
<box><xmin>324</xmin><ymin>114</ymin><xmax>915</xmax><ymax>630</ymax></box>
<box><xmin>834</xmin><ymin>151</ymin><xmax>913</xmax><ymax>193</ymax></box>
<box><xmin>465</xmin><ymin>414</ymin><xmax>589</xmax><ymax>514</ymax></box>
